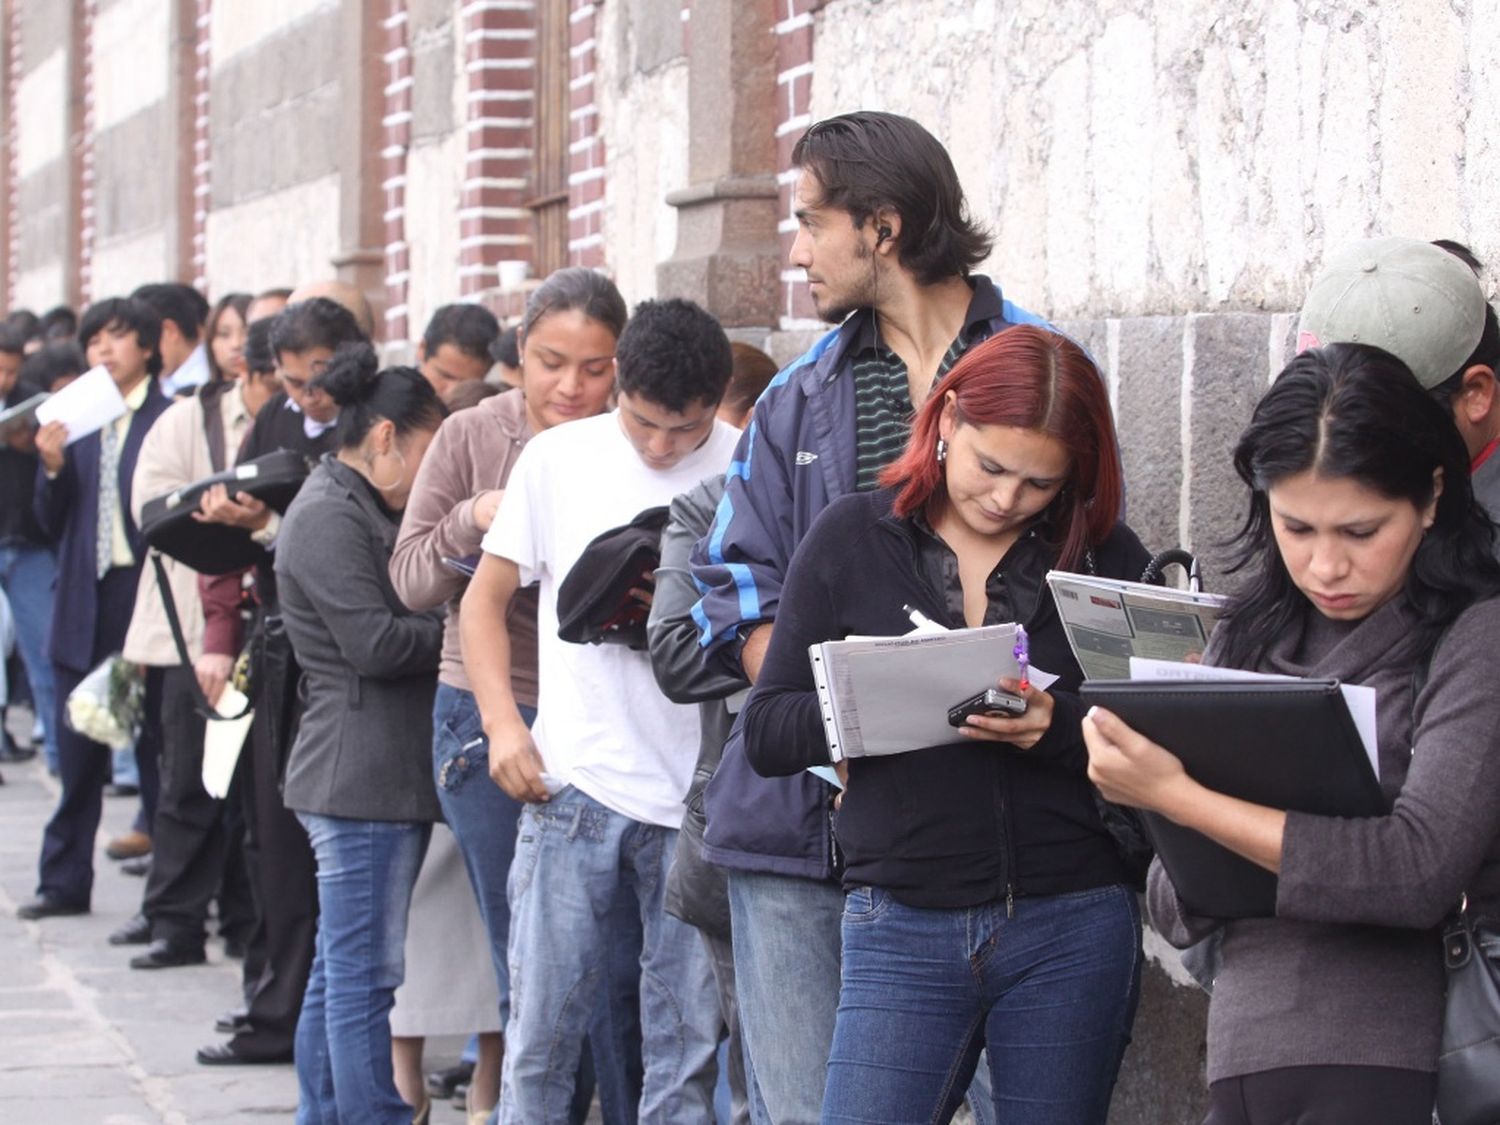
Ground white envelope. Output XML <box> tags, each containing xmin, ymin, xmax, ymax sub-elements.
<box><xmin>201</xmin><ymin>687</ymin><xmax>255</xmax><ymax>798</ymax></box>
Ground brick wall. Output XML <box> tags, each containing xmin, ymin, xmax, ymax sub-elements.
<box><xmin>382</xmin><ymin>0</ymin><xmax>411</xmax><ymax>341</ymax></box>
<box><xmin>565</xmin><ymin>0</ymin><xmax>602</xmax><ymax>267</ymax></box>
<box><xmin>4</xmin><ymin>3</ymin><xmax>21</xmax><ymax>306</ymax></box>
<box><xmin>773</xmin><ymin>0</ymin><xmax>816</xmax><ymax>329</ymax></box>
<box><xmin>187</xmin><ymin>0</ymin><xmax>211</xmax><ymax>290</ymax></box>
<box><xmin>458</xmin><ymin>0</ymin><xmax>534</xmax><ymax>297</ymax></box>
<box><xmin>73</xmin><ymin>0</ymin><xmax>92</xmax><ymax>302</ymax></box>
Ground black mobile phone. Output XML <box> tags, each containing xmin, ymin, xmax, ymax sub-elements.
<box><xmin>947</xmin><ymin>687</ymin><xmax>1028</xmax><ymax>727</ymax></box>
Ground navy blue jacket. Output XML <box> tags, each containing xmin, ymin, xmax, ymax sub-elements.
<box><xmin>34</xmin><ymin>382</ymin><xmax>171</xmax><ymax>671</ymax></box>
<box><xmin>688</xmin><ymin>277</ymin><xmax>1053</xmax><ymax>879</ymax></box>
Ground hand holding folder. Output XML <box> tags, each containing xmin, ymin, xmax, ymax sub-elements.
<box><xmin>1080</xmin><ymin>675</ymin><xmax>1385</xmax><ymax>918</ymax></box>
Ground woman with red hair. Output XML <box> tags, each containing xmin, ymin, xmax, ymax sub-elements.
<box><xmin>741</xmin><ymin>323</ymin><xmax>1149</xmax><ymax>1123</ymax></box>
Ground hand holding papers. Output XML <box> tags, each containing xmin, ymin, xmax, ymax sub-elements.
<box><xmin>809</xmin><ymin>621</ymin><xmax>1058</xmax><ymax>763</ymax></box>
<box><xmin>34</xmin><ymin>365</ymin><xmax>126</xmax><ymax>445</ymax></box>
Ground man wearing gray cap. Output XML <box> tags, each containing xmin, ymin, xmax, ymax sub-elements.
<box><xmin>1298</xmin><ymin>236</ymin><xmax>1500</xmax><ymax>536</ymax></box>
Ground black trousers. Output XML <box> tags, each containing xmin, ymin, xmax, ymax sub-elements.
<box><xmin>1204</xmin><ymin>1065</ymin><xmax>1436</xmax><ymax>1125</ymax></box>
<box><xmin>228</xmin><ymin>689</ymin><xmax>317</xmax><ymax>1058</ymax></box>
<box><xmin>38</xmin><ymin>568</ymin><xmax>160</xmax><ymax>906</ymax></box>
<box><xmin>141</xmin><ymin>665</ymin><xmax>255</xmax><ymax>947</ymax></box>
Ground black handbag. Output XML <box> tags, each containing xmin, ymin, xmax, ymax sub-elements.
<box><xmin>1437</xmin><ymin>897</ymin><xmax>1500</xmax><ymax>1124</ymax></box>
<box><xmin>139</xmin><ymin>449</ymin><xmax>309</xmax><ymax>576</ymax></box>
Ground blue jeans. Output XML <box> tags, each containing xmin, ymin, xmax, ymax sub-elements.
<box><xmin>434</xmin><ymin>686</ymin><xmax>642</xmax><ymax>1123</ymax></box>
<box><xmin>0</xmin><ymin>543</ymin><xmax>58</xmax><ymax>771</ymax></box>
<box><xmin>294</xmin><ymin>812</ymin><xmax>431</xmax><ymax>1125</ymax></box>
<box><xmin>823</xmin><ymin>883</ymin><xmax>1142</xmax><ymax>1124</ymax></box>
<box><xmin>501</xmin><ymin>786</ymin><xmax>720</xmax><ymax>1125</ymax></box>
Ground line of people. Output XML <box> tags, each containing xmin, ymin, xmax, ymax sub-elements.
<box><xmin>2</xmin><ymin>107</ymin><xmax>1498</xmax><ymax>1125</ymax></box>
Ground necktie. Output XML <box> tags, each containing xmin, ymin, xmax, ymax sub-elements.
<box><xmin>97</xmin><ymin>422</ymin><xmax>121</xmax><ymax>580</ymax></box>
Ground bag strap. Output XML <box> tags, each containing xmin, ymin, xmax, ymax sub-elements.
<box><xmin>150</xmin><ymin>551</ymin><xmax>251</xmax><ymax>722</ymax></box>
<box><xmin>199</xmin><ymin>381</ymin><xmax>229</xmax><ymax>474</ymax></box>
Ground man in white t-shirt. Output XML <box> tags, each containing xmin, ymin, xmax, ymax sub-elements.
<box><xmin>461</xmin><ymin>298</ymin><xmax>740</xmax><ymax>1123</ymax></box>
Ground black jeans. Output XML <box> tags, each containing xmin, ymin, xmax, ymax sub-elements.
<box><xmin>142</xmin><ymin>665</ymin><xmax>253</xmax><ymax>947</ymax></box>
<box><xmin>1205</xmin><ymin>1065</ymin><xmax>1436</xmax><ymax>1125</ymax></box>
<box><xmin>229</xmin><ymin>650</ymin><xmax>317</xmax><ymax>1059</ymax></box>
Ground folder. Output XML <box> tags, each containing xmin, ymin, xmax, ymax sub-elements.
<box><xmin>1079</xmin><ymin>678</ymin><xmax>1387</xmax><ymax>918</ymax></box>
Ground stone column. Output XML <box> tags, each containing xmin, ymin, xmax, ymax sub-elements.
<box><xmin>334</xmin><ymin>0</ymin><xmax>386</xmax><ymax>336</ymax></box>
<box><xmin>656</xmin><ymin>0</ymin><xmax>781</xmax><ymax>329</ymax></box>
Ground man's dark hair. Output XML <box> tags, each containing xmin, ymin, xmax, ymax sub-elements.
<box><xmin>39</xmin><ymin>305</ymin><xmax>77</xmax><ymax>341</ymax></box>
<box><xmin>5</xmin><ymin>309</ymin><xmax>40</xmax><ymax>343</ymax></box>
<box><xmin>270</xmin><ymin>297</ymin><xmax>367</xmax><ymax>359</ymax></box>
<box><xmin>491</xmin><ymin>325</ymin><xmax>520</xmax><ymax>368</ymax></box>
<box><xmin>79</xmin><ymin>296</ymin><xmax>164</xmax><ymax>377</ymax></box>
<box><xmin>1430</xmin><ymin>240</ymin><xmax>1500</xmax><ymax>400</ymax></box>
<box><xmin>131</xmin><ymin>282</ymin><xmax>207</xmax><ymax>341</ymax></box>
<box><xmin>19</xmin><ymin>341</ymin><xmax>88</xmax><ymax>391</ymax></box>
<box><xmin>722</xmin><ymin>341</ymin><xmax>777</xmax><ymax>420</ymax></box>
<box><xmin>792</xmin><ymin>110</ymin><xmax>992</xmax><ymax>286</ymax></box>
<box><xmin>0</xmin><ymin>326</ymin><xmax>26</xmax><ymax>358</ymax></box>
<box><xmin>422</xmin><ymin>303</ymin><xmax>500</xmax><ymax>364</ymax></box>
<box><xmin>243</xmin><ymin>317</ymin><xmax>277</xmax><ymax>376</ymax></box>
<box><xmin>614</xmin><ymin>298</ymin><xmax>731</xmax><ymax>413</ymax></box>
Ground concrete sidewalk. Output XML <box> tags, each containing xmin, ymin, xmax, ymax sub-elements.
<box><xmin>0</xmin><ymin>744</ymin><xmax>470</xmax><ymax>1124</ymax></box>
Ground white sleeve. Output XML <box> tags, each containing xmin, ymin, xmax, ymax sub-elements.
<box><xmin>480</xmin><ymin>440</ymin><xmax>544</xmax><ymax>585</ymax></box>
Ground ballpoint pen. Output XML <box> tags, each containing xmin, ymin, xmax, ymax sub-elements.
<box><xmin>902</xmin><ymin>604</ymin><xmax>939</xmax><ymax>631</ymax></box>
<box><xmin>1014</xmin><ymin>623</ymin><xmax>1030</xmax><ymax>692</ymax></box>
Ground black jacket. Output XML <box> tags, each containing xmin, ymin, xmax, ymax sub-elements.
<box><xmin>742</xmin><ymin>488</ymin><xmax>1150</xmax><ymax>909</ymax></box>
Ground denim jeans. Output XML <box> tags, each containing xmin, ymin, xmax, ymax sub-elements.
<box><xmin>434</xmin><ymin>685</ymin><xmax>642</xmax><ymax>1123</ymax></box>
<box><xmin>0</xmin><ymin>544</ymin><xmax>58</xmax><ymax>771</ymax></box>
<box><xmin>823</xmin><ymin>883</ymin><xmax>1142</xmax><ymax>1125</ymax></box>
<box><xmin>294</xmin><ymin>812</ymin><xmax>431</xmax><ymax>1125</ymax></box>
<box><xmin>500</xmin><ymin>785</ymin><xmax>720</xmax><ymax>1125</ymax></box>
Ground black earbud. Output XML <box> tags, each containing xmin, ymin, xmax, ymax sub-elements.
<box><xmin>877</xmin><ymin>225</ymin><xmax>892</xmax><ymax>245</ymax></box>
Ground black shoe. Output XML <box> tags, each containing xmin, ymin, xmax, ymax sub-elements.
<box><xmin>104</xmin><ymin>782</ymin><xmax>140</xmax><ymax>798</ymax></box>
<box><xmin>214</xmin><ymin>1007</ymin><xmax>250</xmax><ymax>1035</ymax></box>
<box><xmin>223</xmin><ymin>935</ymin><xmax>248</xmax><ymax>959</ymax></box>
<box><xmin>120</xmin><ymin>856</ymin><xmax>151</xmax><ymax>877</ymax></box>
<box><xmin>0</xmin><ymin>732</ymin><xmax>35</xmax><ymax>762</ymax></box>
<box><xmin>196</xmin><ymin>1040</ymin><xmax>292</xmax><ymax>1066</ymax></box>
<box><xmin>16</xmin><ymin>896</ymin><xmax>88</xmax><ymax>920</ymax></box>
<box><xmin>129</xmin><ymin>939</ymin><xmax>206</xmax><ymax>969</ymax></box>
<box><xmin>108</xmin><ymin>913</ymin><xmax>152</xmax><ymax>946</ymax></box>
<box><xmin>427</xmin><ymin>1060</ymin><xmax>475</xmax><ymax>1100</ymax></box>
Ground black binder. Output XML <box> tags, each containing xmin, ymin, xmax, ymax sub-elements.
<box><xmin>1079</xmin><ymin>678</ymin><xmax>1387</xmax><ymax>918</ymax></box>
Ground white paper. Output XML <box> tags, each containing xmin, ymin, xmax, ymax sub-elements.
<box><xmin>201</xmin><ymin>687</ymin><xmax>255</xmax><ymax>798</ymax></box>
<box><xmin>34</xmin><ymin>365</ymin><xmax>126</xmax><ymax>444</ymax></box>
<box><xmin>1126</xmin><ymin>657</ymin><xmax>1379</xmax><ymax>779</ymax></box>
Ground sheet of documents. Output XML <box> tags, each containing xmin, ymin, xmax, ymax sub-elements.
<box><xmin>1127</xmin><ymin>656</ymin><xmax>1379</xmax><ymax>780</ymax></box>
<box><xmin>201</xmin><ymin>688</ymin><xmax>255</xmax><ymax>798</ymax></box>
<box><xmin>1047</xmin><ymin>571</ymin><xmax>1228</xmax><ymax>680</ymax></box>
<box><xmin>34</xmin><ymin>365</ymin><xmax>126</xmax><ymax>444</ymax></box>
<box><xmin>811</xmin><ymin>623</ymin><xmax>1059</xmax><ymax>761</ymax></box>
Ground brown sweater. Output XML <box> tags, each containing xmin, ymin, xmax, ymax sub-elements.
<box><xmin>390</xmin><ymin>388</ymin><xmax>538</xmax><ymax>702</ymax></box>
<box><xmin>1148</xmin><ymin>593</ymin><xmax>1500</xmax><ymax>1082</ymax></box>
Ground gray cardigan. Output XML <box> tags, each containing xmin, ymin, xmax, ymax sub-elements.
<box><xmin>275</xmin><ymin>456</ymin><xmax>445</xmax><ymax>822</ymax></box>
<box><xmin>1148</xmin><ymin>593</ymin><xmax>1500</xmax><ymax>1082</ymax></box>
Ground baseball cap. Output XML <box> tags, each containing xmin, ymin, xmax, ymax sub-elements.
<box><xmin>1296</xmin><ymin>236</ymin><xmax>1486</xmax><ymax>389</ymax></box>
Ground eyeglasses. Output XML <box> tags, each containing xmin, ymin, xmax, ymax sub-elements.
<box><xmin>278</xmin><ymin>359</ymin><xmax>330</xmax><ymax>395</ymax></box>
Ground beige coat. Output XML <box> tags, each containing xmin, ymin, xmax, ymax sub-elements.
<box><xmin>122</xmin><ymin>383</ymin><xmax>254</xmax><ymax>666</ymax></box>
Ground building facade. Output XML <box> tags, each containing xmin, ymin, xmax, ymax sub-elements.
<box><xmin>4</xmin><ymin>2</ymin><xmax>1499</xmax><ymax>1117</ymax></box>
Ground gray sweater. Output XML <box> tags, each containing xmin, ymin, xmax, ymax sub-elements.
<box><xmin>1148</xmin><ymin>593</ymin><xmax>1500</xmax><ymax>1081</ymax></box>
<box><xmin>275</xmin><ymin>457</ymin><xmax>445</xmax><ymax>823</ymax></box>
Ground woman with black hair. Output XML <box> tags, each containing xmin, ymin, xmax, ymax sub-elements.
<box><xmin>272</xmin><ymin>343</ymin><xmax>448</xmax><ymax>1124</ymax></box>
<box><xmin>1085</xmin><ymin>343</ymin><xmax>1500</xmax><ymax>1123</ymax></box>
<box><xmin>206</xmin><ymin>292</ymin><xmax>252</xmax><ymax>383</ymax></box>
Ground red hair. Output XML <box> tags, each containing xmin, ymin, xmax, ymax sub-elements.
<box><xmin>878</xmin><ymin>324</ymin><xmax>1122</xmax><ymax>569</ymax></box>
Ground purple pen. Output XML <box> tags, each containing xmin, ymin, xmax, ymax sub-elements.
<box><xmin>1014</xmin><ymin>624</ymin><xmax>1030</xmax><ymax>691</ymax></box>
